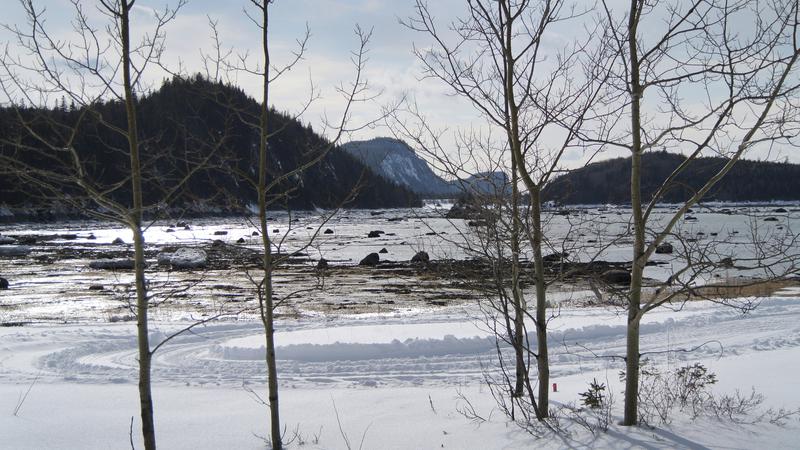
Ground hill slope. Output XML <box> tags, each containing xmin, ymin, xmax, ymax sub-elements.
<box><xmin>543</xmin><ymin>152</ymin><xmax>800</xmax><ymax>204</ymax></box>
<box><xmin>0</xmin><ymin>76</ymin><xmax>420</xmax><ymax>217</ymax></box>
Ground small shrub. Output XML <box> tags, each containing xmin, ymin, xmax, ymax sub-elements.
<box><xmin>570</xmin><ymin>378</ymin><xmax>614</xmax><ymax>434</ymax></box>
<box><xmin>620</xmin><ymin>362</ymin><xmax>718</xmax><ymax>424</ymax></box>
<box><xmin>579</xmin><ymin>378</ymin><xmax>607</xmax><ymax>409</ymax></box>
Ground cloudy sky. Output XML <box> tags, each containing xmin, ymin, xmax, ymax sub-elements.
<box><xmin>2</xmin><ymin>0</ymin><xmax>798</xmax><ymax>171</ymax></box>
<box><xmin>2</xmin><ymin>0</ymin><xmax>499</xmax><ymax>168</ymax></box>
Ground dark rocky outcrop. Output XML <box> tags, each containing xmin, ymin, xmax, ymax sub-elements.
<box><xmin>602</xmin><ymin>269</ymin><xmax>631</xmax><ymax>284</ymax></box>
<box><xmin>446</xmin><ymin>198</ymin><xmax>483</xmax><ymax>220</ymax></box>
<box><xmin>0</xmin><ymin>246</ymin><xmax>32</xmax><ymax>257</ymax></box>
<box><xmin>359</xmin><ymin>253</ymin><xmax>380</xmax><ymax>266</ymax></box>
<box><xmin>89</xmin><ymin>259</ymin><xmax>136</xmax><ymax>270</ymax></box>
<box><xmin>542</xmin><ymin>252</ymin><xmax>569</xmax><ymax>264</ymax></box>
<box><xmin>655</xmin><ymin>242</ymin><xmax>673</xmax><ymax>254</ymax></box>
<box><xmin>411</xmin><ymin>251</ymin><xmax>430</xmax><ymax>264</ymax></box>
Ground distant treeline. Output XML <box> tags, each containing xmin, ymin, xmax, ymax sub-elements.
<box><xmin>543</xmin><ymin>152</ymin><xmax>800</xmax><ymax>205</ymax></box>
<box><xmin>0</xmin><ymin>75</ymin><xmax>420</xmax><ymax>217</ymax></box>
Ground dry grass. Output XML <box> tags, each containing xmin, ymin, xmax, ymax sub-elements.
<box><xmin>692</xmin><ymin>278</ymin><xmax>800</xmax><ymax>299</ymax></box>
<box><xmin>650</xmin><ymin>278</ymin><xmax>800</xmax><ymax>304</ymax></box>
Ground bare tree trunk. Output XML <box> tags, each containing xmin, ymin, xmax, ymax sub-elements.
<box><xmin>510</xmin><ymin>157</ymin><xmax>526</xmax><ymax>397</ymax></box>
<box><xmin>120</xmin><ymin>3</ymin><xmax>155</xmax><ymax>447</ymax></box>
<box><xmin>133</xmin><ymin>227</ymin><xmax>155</xmax><ymax>449</ymax></box>
<box><xmin>256</xmin><ymin>3</ymin><xmax>281</xmax><ymax>448</ymax></box>
<box><xmin>529</xmin><ymin>188</ymin><xmax>549</xmax><ymax>418</ymax></box>
<box><xmin>623</xmin><ymin>291</ymin><xmax>641</xmax><ymax>426</ymax></box>
<box><xmin>623</xmin><ymin>0</ymin><xmax>644</xmax><ymax>424</ymax></box>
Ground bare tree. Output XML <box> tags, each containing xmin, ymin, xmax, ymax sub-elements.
<box><xmin>209</xmin><ymin>2</ymin><xmax>383</xmax><ymax>447</ymax></box>
<box><xmin>0</xmin><ymin>1</ymin><xmax>229</xmax><ymax>448</ymax></box>
<box><xmin>399</xmin><ymin>0</ymin><xmax>609</xmax><ymax>420</ymax></box>
<box><xmin>590</xmin><ymin>0</ymin><xmax>800</xmax><ymax>426</ymax></box>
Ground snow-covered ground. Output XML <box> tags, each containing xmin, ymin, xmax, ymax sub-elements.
<box><xmin>1</xmin><ymin>206</ymin><xmax>799</xmax><ymax>448</ymax></box>
<box><xmin>2</xmin><ymin>295</ymin><xmax>800</xmax><ymax>448</ymax></box>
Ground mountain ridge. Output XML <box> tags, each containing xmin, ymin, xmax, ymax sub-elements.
<box><xmin>341</xmin><ymin>137</ymin><xmax>510</xmax><ymax>198</ymax></box>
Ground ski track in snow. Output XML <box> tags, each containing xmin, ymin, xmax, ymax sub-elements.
<box><xmin>2</xmin><ymin>297</ymin><xmax>799</xmax><ymax>391</ymax></box>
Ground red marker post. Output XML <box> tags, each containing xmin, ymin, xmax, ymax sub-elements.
<box><xmin>552</xmin><ymin>383</ymin><xmax>558</xmax><ymax>392</ymax></box>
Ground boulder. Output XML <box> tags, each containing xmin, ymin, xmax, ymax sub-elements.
<box><xmin>316</xmin><ymin>258</ymin><xmax>329</xmax><ymax>270</ymax></box>
<box><xmin>774</xmin><ymin>208</ymin><xmax>788</xmax><ymax>213</ymax></box>
<box><xmin>157</xmin><ymin>252</ymin><xmax>173</xmax><ymax>266</ymax></box>
<box><xmin>0</xmin><ymin>235</ymin><xmax>16</xmax><ymax>245</ymax></box>
<box><xmin>17</xmin><ymin>236</ymin><xmax>37</xmax><ymax>245</ymax></box>
<box><xmin>655</xmin><ymin>242</ymin><xmax>673</xmax><ymax>254</ymax></box>
<box><xmin>0</xmin><ymin>277</ymin><xmax>8</xmax><ymax>289</ymax></box>
<box><xmin>176</xmin><ymin>221</ymin><xmax>189</xmax><ymax>228</ymax></box>
<box><xmin>446</xmin><ymin>198</ymin><xmax>482</xmax><ymax>219</ymax></box>
<box><xmin>542</xmin><ymin>252</ymin><xmax>569</xmax><ymax>264</ymax></box>
<box><xmin>89</xmin><ymin>259</ymin><xmax>136</xmax><ymax>270</ymax></box>
<box><xmin>411</xmin><ymin>251</ymin><xmax>430</xmax><ymax>264</ymax></box>
<box><xmin>764</xmin><ymin>217</ymin><xmax>779</xmax><ymax>222</ymax></box>
<box><xmin>168</xmin><ymin>248</ymin><xmax>207</xmax><ymax>269</ymax></box>
<box><xmin>324</xmin><ymin>228</ymin><xmax>334</xmax><ymax>234</ymax></box>
<box><xmin>0</xmin><ymin>246</ymin><xmax>32</xmax><ymax>257</ymax></box>
<box><xmin>112</xmin><ymin>237</ymin><xmax>125</xmax><ymax>245</ymax></box>
<box><xmin>379</xmin><ymin>248</ymin><xmax>389</xmax><ymax>254</ymax></box>
<box><xmin>165</xmin><ymin>228</ymin><xmax>175</xmax><ymax>233</ymax></box>
<box><xmin>252</xmin><ymin>231</ymin><xmax>260</xmax><ymax>236</ymax></box>
<box><xmin>213</xmin><ymin>230</ymin><xmax>228</xmax><ymax>236</ymax></box>
<box><xmin>367</xmin><ymin>230</ymin><xmax>384</xmax><ymax>238</ymax></box>
<box><xmin>359</xmin><ymin>253</ymin><xmax>380</xmax><ymax>266</ymax></box>
<box><xmin>236</xmin><ymin>237</ymin><xmax>246</xmax><ymax>244</ymax></box>
<box><xmin>720</xmin><ymin>257</ymin><xmax>734</xmax><ymax>268</ymax></box>
<box><xmin>602</xmin><ymin>269</ymin><xmax>631</xmax><ymax>284</ymax></box>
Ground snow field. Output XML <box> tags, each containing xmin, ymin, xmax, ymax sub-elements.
<box><xmin>2</xmin><ymin>297</ymin><xmax>800</xmax><ymax>448</ymax></box>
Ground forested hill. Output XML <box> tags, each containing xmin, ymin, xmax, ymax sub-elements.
<box><xmin>0</xmin><ymin>75</ymin><xmax>420</xmax><ymax>217</ymax></box>
<box><xmin>543</xmin><ymin>152</ymin><xmax>800</xmax><ymax>205</ymax></box>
